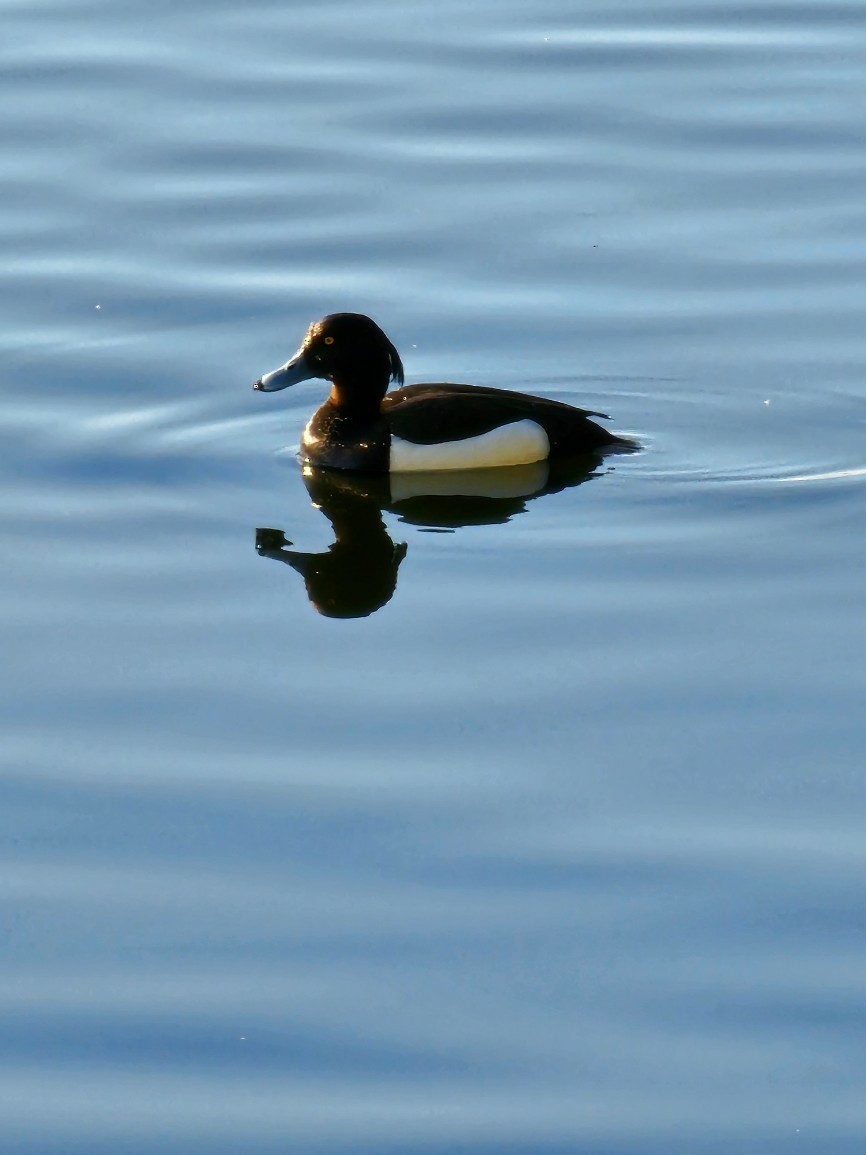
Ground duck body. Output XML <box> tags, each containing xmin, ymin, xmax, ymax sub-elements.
<box><xmin>253</xmin><ymin>313</ymin><xmax>634</xmax><ymax>473</ymax></box>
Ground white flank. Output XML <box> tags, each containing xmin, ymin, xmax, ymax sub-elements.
<box><xmin>390</xmin><ymin>419</ymin><xmax>550</xmax><ymax>473</ymax></box>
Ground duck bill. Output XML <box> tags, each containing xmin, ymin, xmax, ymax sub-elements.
<box><xmin>253</xmin><ymin>349</ymin><xmax>315</xmax><ymax>392</ymax></box>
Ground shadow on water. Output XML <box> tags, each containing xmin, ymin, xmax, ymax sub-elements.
<box><xmin>256</xmin><ymin>454</ymin><xmax>612</xmax><ymax>618</ymax></box>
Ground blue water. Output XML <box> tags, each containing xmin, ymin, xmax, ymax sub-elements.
<box><xmin>3</xmin><ymin>0</ymin><xmax>866</xmax><ymax>1151</ymax></box>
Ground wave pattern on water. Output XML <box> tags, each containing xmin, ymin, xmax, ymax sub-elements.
<box><xmin>4</xmin><ymin>1</ymin><xmax>866</xmax><ymax>1153</ymax></box>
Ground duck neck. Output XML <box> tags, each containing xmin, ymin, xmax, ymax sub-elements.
<box><xmin>328</xmin><ymin>374</ymin><xmax>388</xmax><ymax>418</ymax></box>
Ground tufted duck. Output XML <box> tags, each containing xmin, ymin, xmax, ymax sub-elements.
<box><xmin>253</xmin><ymin>313</ymin><xmax>635</xmax><ymax>472</ymax></box>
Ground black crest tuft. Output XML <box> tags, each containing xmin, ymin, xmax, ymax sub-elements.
<box><xmin>320</xmin><ymin>314</ymin><xmax>403</xmax><ymax>383</ymax></box>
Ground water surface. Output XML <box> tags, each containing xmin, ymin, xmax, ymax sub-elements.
<box><xmin>3</xmin><ymin>1</ymin><xmax>866</xmax><ymax>1151</ymax></box>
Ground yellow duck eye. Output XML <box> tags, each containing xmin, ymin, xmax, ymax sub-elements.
<box><xmin>324</xmin><ymin>336</ymin><xmax>335</xmax><ymax>345</ymax></box>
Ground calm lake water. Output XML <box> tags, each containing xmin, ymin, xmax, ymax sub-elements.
<box><xmin>3</xmin><ymin>0</ymin><xmax>866</xmax><ymax>1151</ymax></box>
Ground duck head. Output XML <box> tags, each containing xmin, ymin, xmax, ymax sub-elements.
<box><xmin>253</xmin><ymin>313</ymin><xmax>404</xmax><ymax>408</ymax></box>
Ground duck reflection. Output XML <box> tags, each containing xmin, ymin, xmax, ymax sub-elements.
<box><xmin>256</xmin><ymin>455</ymin><xmax>606</xmax><ymax>618</ymax></box>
